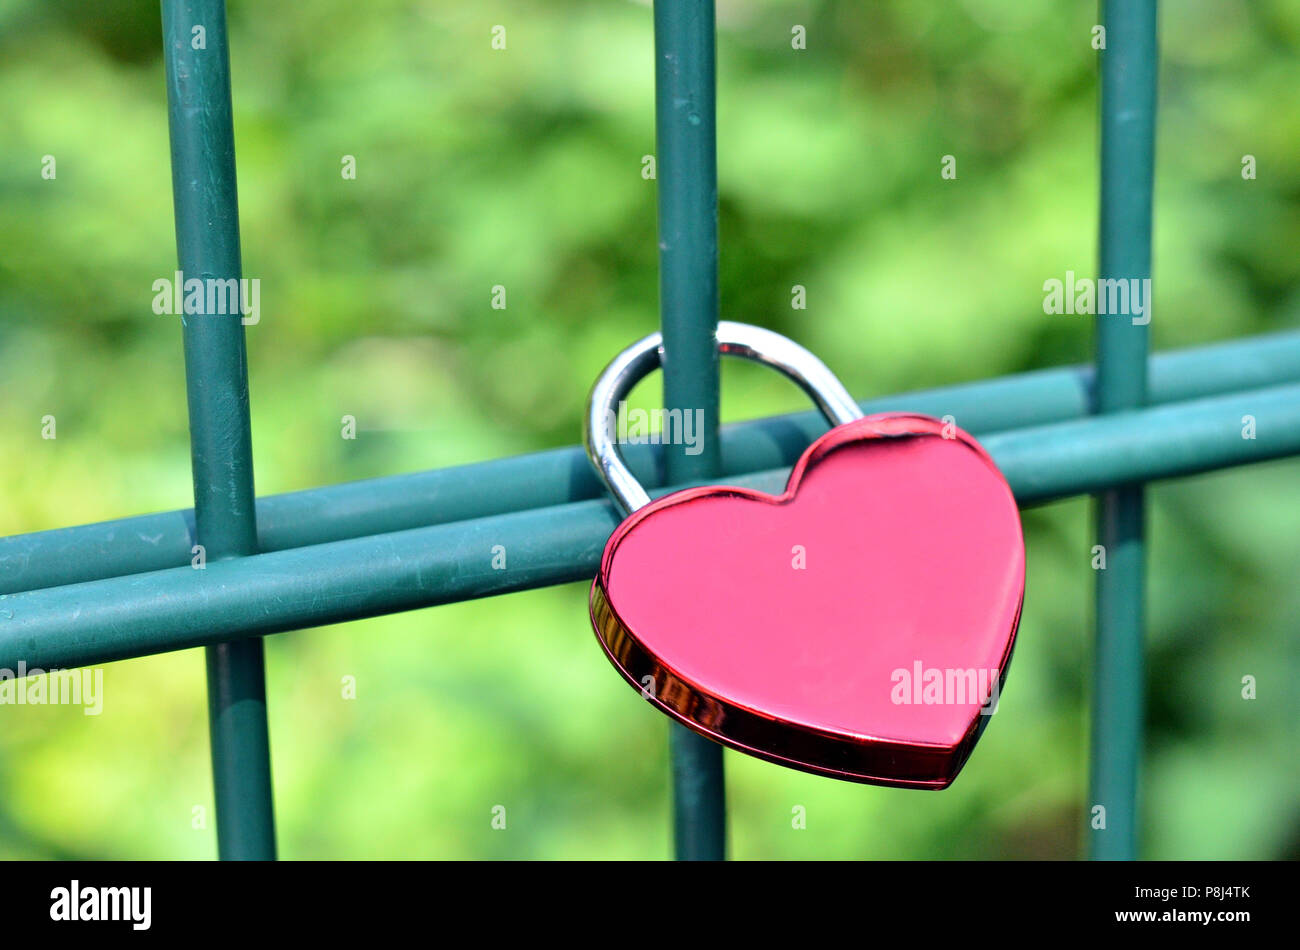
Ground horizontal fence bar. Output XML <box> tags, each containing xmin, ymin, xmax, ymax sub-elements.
<box><xmin>2</xmin><ymin>382</ymin><xmax>1298</xmax><ymax>673</ymax></box>
<box><xmin>4</xmin><ymin>329</ymin><xmax>1300</xmax><ymax>597</ymax></box>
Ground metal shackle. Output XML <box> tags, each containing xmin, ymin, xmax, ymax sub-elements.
<box><xmin>584</xmin><ymin>321</ymin><xmax>864</xmax><ymax>514</ymax></box>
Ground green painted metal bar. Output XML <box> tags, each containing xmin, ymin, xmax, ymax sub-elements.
<box><xmin>3</xmin><ymin>381</ymin><xmax>1299</xmax><ymax>677</ymax></box>
<box><xmin>1089</xmin><ymin>0</ymin><xmax>1158</xmax><ymax>862</ymax></box>
<box><xmin>4</xmin><ymin>328</ymin><xmax>1300</xmax><ymax>597</ymax></box>
<box><xmin>162</xmin><ymin>0</ymin><xmax>276</xmax><ymax>861</ymax></box>
<box><xmin>654</xmin><ymin>0</ymin><xmax>726</xmax><ymax>862</ymax></box>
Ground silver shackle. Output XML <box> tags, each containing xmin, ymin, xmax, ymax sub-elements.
<box><xmin>584</xmin><ymin>321</ymin><xmax>864</xmax><ymax>514</ymax></box>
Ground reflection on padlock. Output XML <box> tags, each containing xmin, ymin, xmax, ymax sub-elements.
<box><xmin>584</xmin><ymin>322</ymin><xmax>1025</xmax><ymax>788</ymax></box>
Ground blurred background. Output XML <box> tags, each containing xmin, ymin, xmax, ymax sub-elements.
<box><xmin>0</xmin><ymin>0</ymin><xmax>1296</xmax><ymax>858</ymax></box>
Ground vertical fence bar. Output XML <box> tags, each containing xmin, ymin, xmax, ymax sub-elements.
<box><xmin>162</xmin><ymin>0</ymin><xmax>276</xmax><ymax>860</ymax></box>
<box><xmin>1089</xmin><ymin>0</ymin><xmax>1157</xmax><ymax>861</ymax></box>
<box><xmin>654</xmin><ymin>0</ymin><xmax>726</xmax><ymax>860</ymax></box>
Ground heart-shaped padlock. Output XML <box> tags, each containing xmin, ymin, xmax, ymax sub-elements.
<box><xmin>584</xmin><ymin>322</ymin><xmax>1024</xmax><ymax>789</ymax></box>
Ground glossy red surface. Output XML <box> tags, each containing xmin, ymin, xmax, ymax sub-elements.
<box><xmin>590</xmin><ymin>413</ymin><xmax>1025</xmax><ymax>788</ymax></box>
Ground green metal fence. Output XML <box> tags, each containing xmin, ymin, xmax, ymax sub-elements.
<box><xmin>0</xmin><ymin>0</ymin><xmax>1288</xmax><ymax>859</ymax></box>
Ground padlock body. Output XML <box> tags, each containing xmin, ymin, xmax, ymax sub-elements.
<box><xmin>589</xmin><ymin>413</ymin><xmax>1025</xmax><ymax>789</ymax></box>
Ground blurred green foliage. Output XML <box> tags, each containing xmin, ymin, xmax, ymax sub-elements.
<box><xmin>0</xmin><ymin>0</ymin><xmax>1296</xmax><ymax>859</ymax></box>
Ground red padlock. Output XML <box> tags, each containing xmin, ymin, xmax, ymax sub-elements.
<box><xmin>585</xmin><ymin>322</ymin><xmax>1025</xmax><ymax>788</ymax></box>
